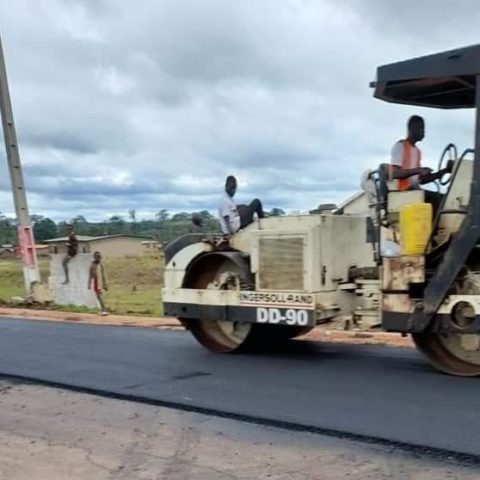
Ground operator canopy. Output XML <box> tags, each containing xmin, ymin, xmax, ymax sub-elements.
<box><xmin>373</xmin><ymin>44</ymin><xmax>480</xmax><ymax>109</ymax></box>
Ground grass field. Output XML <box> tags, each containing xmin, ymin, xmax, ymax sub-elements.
<box><xmin>0</xmin><ymin>255</ymin><xmax>165</xmax><ymax>317</ymax></box>
<box><xmin>0</xmin><ymin>259</ymin><xmax>50</xmax><ymax>300</ymax></box>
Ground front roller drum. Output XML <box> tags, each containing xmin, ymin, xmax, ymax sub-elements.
<box><xmin>181</xmin><ymin>252</ymin><xmax>313</xmax><ymax>353</ymax></box>
<box><xmin>181</xmin><ymin>253</ymin><xmax>261</xmax><ymax>353</ymax></box>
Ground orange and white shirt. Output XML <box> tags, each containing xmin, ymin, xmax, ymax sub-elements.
<box><xmin>390</xmin><ymin>139</ymin><xmax>422</xmax><ymax>190</ymax></box>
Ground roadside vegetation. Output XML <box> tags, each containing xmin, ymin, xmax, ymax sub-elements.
<box><xmin>0</xmin><ymin>207</ymin><xmax>286</xmax><ymax>245</ymax></box>
<box><xmin>0</xmin><ymin>207</ymin><xmax>287</xmax><ymax>316</ymax></box>
<box><xmin>0</xmin><ymin>259</ymin><xmax>50</xmax><ymax>300</ymax></box>
<box><xmin>0</xmin><ymin>255</ymin><xmax>165</xmax><ymax>317</ymax></box>
<box><xmin>0</xmin><ymin>210</ymin><xmax>221</xmax><ymax>245</ymax></box>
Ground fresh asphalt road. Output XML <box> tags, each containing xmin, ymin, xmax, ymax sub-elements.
<box><xmin>0</xmin><ymin>318</ymin><xmax>479</xmax><ymax>456</ymax></box>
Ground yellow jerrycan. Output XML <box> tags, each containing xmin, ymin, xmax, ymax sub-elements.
<box><xmin>399</xmin><ymin>203</ymin><xmax>432</xmax><ymax>256</ymax></box>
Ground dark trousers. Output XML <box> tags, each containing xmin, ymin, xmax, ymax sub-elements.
<box><xmin>424</xmin><ymin>190</ymin><xmax>444</xmax><ymax>218</ymax></box>
<box><xmin>238</xmin><ymin>199</ymin><xmax>264</xmax><ymax>229</ymax></box>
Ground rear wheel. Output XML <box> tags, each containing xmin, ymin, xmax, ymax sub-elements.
<box><xmin>412</xmin><ymin>332</ymin><xmax>480</xmax><ymax>376</ymax></box>
<box><xmin>412</xmin><ymin>273</ymin><xmax>480</xmax><ymax>376</ymax></box>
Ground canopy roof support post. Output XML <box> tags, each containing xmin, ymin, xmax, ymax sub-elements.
<box><xmin>472</xmin><ymin>75</ymin><xmax>480</xmax><ymax>198</ymax></box>
<box><xmin>410</xmin><ymin>75</ymin><xmax>480</xmax><ymax>330</ymax></box>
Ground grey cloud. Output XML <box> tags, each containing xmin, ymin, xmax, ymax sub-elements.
<box><xmin>22</xmin><ymin>131</ymin><xmax>98</xmax><ymax>155</ymax></box>
<box><xmin>349</xmin><ymin>0</ymin><xmax>480</xmax><ymax>49</ymax></box>
<box><xmin>0</xmin><ymin>0</ymin><xmax>477</xmax><ymax>221</ymax></box>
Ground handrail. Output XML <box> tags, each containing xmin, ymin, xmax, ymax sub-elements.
<box><xmin>426</xmin><ymin>147</ymin><xmax>474</xmax><ymax>253</ymax></box>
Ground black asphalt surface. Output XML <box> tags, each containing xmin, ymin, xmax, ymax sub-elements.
<box><xmin>0</xmin><ymin>318</ymin><xmax>480</xmax><ymax>456</ymax></box>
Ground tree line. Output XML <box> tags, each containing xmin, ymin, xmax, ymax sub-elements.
<box><xmin>0</xmin><ymin>208</ymin><xmax>285</xmax><ymax>245</ymax></box>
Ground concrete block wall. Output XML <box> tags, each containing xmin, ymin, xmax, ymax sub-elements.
<box><xmin>49</xmin><ymin>254</ymin><xmax>99</xmax><ymax>308</ymax></box>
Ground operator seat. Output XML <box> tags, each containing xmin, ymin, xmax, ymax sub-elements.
<box><xmin>361</xmin><ymin>163</ymin><xmax>425</xmax><ymax>226</ymax></box>
<box><xmin>361</xmin><ymin>164</ymin><xmax>389</xmax><ymax>224</ymax></box>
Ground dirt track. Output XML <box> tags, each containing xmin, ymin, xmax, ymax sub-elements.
<box><xmin>1</xmin><ymin>379</ymin><xmax>474</xmax><ymax>480</ymax></box>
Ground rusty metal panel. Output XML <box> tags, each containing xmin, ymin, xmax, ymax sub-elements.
<box><xmin>382</xmin><ymin>293</ymin><xmax>414</xmax><ymax>313</ymax></box>
<box><xmin>382</xmin><ymin>256</ymin><xmax>425</xmax><ymax>291</ymax></box>
<box><xmin>258</xmin><ymin>237</ymin><xmax>304</xmax><ymax>290</ymax></box>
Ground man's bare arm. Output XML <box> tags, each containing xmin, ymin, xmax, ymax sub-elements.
<box><xmin>390</xmin><ymin>165</ymin><xmax>432</xmax><ymax>180</ymax></box>
<box><xmin>101</xmin><ymin>265</ymin><xmax>108</xmax><ymax>291</ymax></box>
<box><xmin>420</xmin><ymin>159</ymin><xmax>454</xmax><ymax>184</ymax></box>
<box><xmin>88</xmin><ymin>266</ymin><xmax>94</xmax><ymax>289</ymax></box>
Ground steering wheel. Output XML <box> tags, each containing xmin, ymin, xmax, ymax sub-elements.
<box><xmin>437</xmin><ymin>143</ymin><xmax>457</xmax><ymax>186</ymax></box>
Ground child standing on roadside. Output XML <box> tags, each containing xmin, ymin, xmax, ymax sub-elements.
<box><xmin>88</xmin><ymin>251</ymin><xmax>109</xmax><ymax>316</ymax></box>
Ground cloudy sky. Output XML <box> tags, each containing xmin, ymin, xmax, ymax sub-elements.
<box><xmin>0</xmin><ymin>0</ymin><xmax>479</xmax><ymax>221</ymax></box>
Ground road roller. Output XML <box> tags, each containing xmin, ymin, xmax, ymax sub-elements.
<box><xmin>163</xmin><ymin>44</ymin><xmax>480</xmax><ymax>376</ymax></box>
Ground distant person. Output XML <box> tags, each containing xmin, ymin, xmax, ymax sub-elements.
<box><xmin>88</xmin><ymin>251</ymin><xmax>108</xmax><ymax>316</ymax></box>
<box><xmin>218</xmin><ymin>175</ymin><xmax>264</xmax><ymax>235</ymax></box>
<box><xmin>62</xmin><ymin>224</ymin><xmax>78</xmax><ymax>284</ymax></box>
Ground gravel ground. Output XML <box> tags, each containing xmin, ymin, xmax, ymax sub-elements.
<box><xmin>0</xmin><ymin>379</ymin><xmax>477</xmax><ymax>480</ymax></box>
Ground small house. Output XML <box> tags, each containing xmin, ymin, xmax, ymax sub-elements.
<box><xmin>45</xmin><ymin>234</ymin><xmax>155</xmax><ymax>258</ymax></box>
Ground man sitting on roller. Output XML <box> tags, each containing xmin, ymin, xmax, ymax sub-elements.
<box><xmin>390</xmin><ymin>115</ymin><xmax>432</xmax><ymax>189</ymax></box>
<box><xmin>218</xmin><ymin>175</ymin><xmax>264</xmax><ymax>235</ymax></box>
<box><xmin>390</xmin><ymin>115</ymin><xmax>449</xmax><ymax>210</ymax></box>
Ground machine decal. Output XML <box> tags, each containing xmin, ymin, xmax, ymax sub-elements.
<box><xmin>239</xmin><ymin>291</ymin><xmax>315</xmax><ymax>309</ymax></box>
<box><xmin>163</xmin><ymin>302</ymin><xmax>316</xmax><ymax>326</ymax></box>
<box><xmin>256</xmin><ymin>307</ymin><xmax>309</xmax><ymax>326</ymax></box>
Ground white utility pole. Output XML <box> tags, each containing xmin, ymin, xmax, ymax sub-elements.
<box><xmin>0</xmin><ymin>34</ymin><xmax>40</xmax><ymax>295</ymax></box>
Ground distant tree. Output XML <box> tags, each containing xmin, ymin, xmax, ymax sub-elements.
<box><xmin>57</xmin><ymin>221</ymin><xmax>68</xmax><ymax>236</ymax></box>
<box><xmin>33</xmin><ymin>217</ymin><xmax>57</xmax><ymax>242</ymax></box>
<box><xmin>197</xmin><ymin>210</ymin><xmax>214</xmax><ymax>220</ymax></box>
<box><xmin>0</xmin><ymin>212</ymin><xmax>16</xmax><ymax>245</ymax></box>
<box><xmin>72</xmin><ymin>215</ymin><xmax>89</xmax><ymax>234</ymax></box>
<box><xmin>128</xmin><ymin>209</ymin><xmax>137</xmax><ymax>233</ymax></box>
<box><xmin>155</xmin><ymin>209</ymin><xmax>169</xmax><ymax>222</ymax></box>
<box><xmin>269</xmin><ymin>208</ymin><xmax>285</xmax><ymax>216</ymax></box>
<box><xmin>16</xmin><ymin>209</ymin><xmax>223</xmax><ymax>247</ymax></box>
<box><xmin>171</xmin><ymin>212</ymin><xmax>191</xmax><ymax>222</ymax></box>
<box><xmin>309</xmin><ymin>204</ymin><xmax>337</xmax><ymax>215</ymax></box>
<box><xmin>107</xmin><ymin>215</ymin><xmax>126</xmax><ymax>235</ymax></box>
<box><xmin>73</xmin><ymin>215</ymin><xmax>88</xmax><ymax>225</ymax></box>
<box><xmin>30</xmin><ymin>214</ymin><xmax>44</xmax><ymax>224</ymax></box>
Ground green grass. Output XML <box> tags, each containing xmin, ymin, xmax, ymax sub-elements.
<box><xmin>102</xmin><ymin>255</ymin><xmax>164</xmax><ymax>317</ymax></box>
<box><xmin>0</xmin><ymin>255</ymin><xmax>165</xmax><ymax>317</ymax></box>
<box><xmin>0</xmin><ymin>259</ymin><xmax>50</xmax><ymax>300</ymax></box>
<box><xmin>50</xmin><ymin>304</ymin><xmax>98</xmax><ymax>314</ymax></box>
